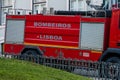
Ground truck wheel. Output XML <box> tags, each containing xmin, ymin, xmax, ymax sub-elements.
<box><xmin>24</xmin><ymin>50</ymin><xmax>38</xmax><ymax>56</ymax></box>
<box><xmin>23</xmin><ymin>50</ymin><xmax>38</xmax><ymax>62</ymax></box>
<box><xmin>105</xmin><ymin>57</ymin><xmax>120</xmax><ymax>79</ymax></box>
<box><xmin>106</xmin><ymin>57</ymin><xmax>120</xmax><ymax>63</ymax></box>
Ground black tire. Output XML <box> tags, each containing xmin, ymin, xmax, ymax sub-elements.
<box><xmin>23</xmin><ymin>50</ymin><xmax>38</xmax><ymax>62</ymax></box>
<box><xmin>105</xmin><ymin>57</ymin><xmax>120</xmax><ymax>79</ymax></box>
<box><xmin>106</xmin><ymin>57</ymin><xmax>120</xmax><ymax>63</ymax></box>
<box><xmin>24</xmin><ymin>50</ymin><xmax>38</xmax><ymax>56</ymax></box>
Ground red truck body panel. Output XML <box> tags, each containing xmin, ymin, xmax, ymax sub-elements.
<box><xmin>4</xmin><ymin>12</ymin><xmax>112</xmax><ymax>61</ymax></box>
<box><xmin>24</xmin><ymin>15</ymin><xmax>80</xmax><ymax>48</ymax></box>
<box><xmin>109</xmin><ymin>10</ymin><xmax>120</xmax><ymax>48</ymax></box>
<box><xmin>4</xmin><ymin>43</ymin><xmax>102</xmax><ymax>61</ymax></box>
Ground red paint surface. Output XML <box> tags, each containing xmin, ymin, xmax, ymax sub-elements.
<box><xmin>4</xmin><ymin>12</ymin><xmax>114</xmax><ymax>61</ymax></box>
<box><xmin>4</xmin><ymin>43</ymin><xmax>101</xmax><ymax>61</ymax></box>
<box><xmin>24</xmin><ymin>15</ymin><xmax>80</xmax><ymax>47</ymax></box>
<box><xmin>109</xmin><ymin>10</ymin><xmax>120</xmax><ymax>48</ymax></box>
<box><xmin>4</xmin><ymin>44</ymin><xmax>24</xmax><ymax>55</ymax></box>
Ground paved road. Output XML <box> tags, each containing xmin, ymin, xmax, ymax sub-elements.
<box><xmin>72</xmin><ymin>68</ymin><xmax>113</xmax><ymax>80</ymax></box>
<box><xmin>73</xmin><ymin>68</ymin><xmax>99</xmax><ymax>77</ymax></box>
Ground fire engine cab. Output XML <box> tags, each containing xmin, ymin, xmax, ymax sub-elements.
<box><xmin>3</xmin><ymin>0</ymin><xmax>120</xmax><ymax>64</ymax></box>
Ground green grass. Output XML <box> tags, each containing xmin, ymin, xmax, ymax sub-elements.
<box><xmin>0</xmin><ymin>58</ymin><xmax>91</xmax><ymax>80</ymax></box>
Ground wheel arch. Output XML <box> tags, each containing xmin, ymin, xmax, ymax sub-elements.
<box><xmin>21</xmin><ymin>46</ymin><xmax>43</xmax><ymax>55</ymax></box>
<box><xmin>99</xmin><ymin>48</ymin><xmax>120</xmax><ymax>62</ymax></box>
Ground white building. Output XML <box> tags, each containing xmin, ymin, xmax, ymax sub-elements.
<box><xmin>0</xmin><ymin>26</ymin><xmax>5</xmax><ymax>53</ymax></box>
<box><xmin>1</xmin><ymin>0</ymin><xmax>32</xmax><ymax>25</ymax></box>
<box><xmin>33</xmin><ymin>0</ymin><xmax>104</xmax><ymax>13</ymax></box>
<box><xmin>70</xmin><ymin>0</ymin><xmax>103</xmax><ymax>11</ymax></box>
<box><xmin>33</xmin><ymin>0</ymin><xmax>69</xmax><ymax>14</ymax></box>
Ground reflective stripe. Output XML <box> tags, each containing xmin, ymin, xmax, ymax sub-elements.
<box><xmin>91</xmin><ymin>50</ymin><xmax>102</xmax><ymax>54</ymax></box>
<box><xmin>24</xmin><ymin>42</ymin><xmax>79</xmax><ymax>49</ymax></box>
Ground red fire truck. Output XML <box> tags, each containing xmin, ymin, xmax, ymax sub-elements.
<box><xmin>3</xmin><ymin>8</ymin><xmax>120</xmax><ymax>63</ymax></box>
